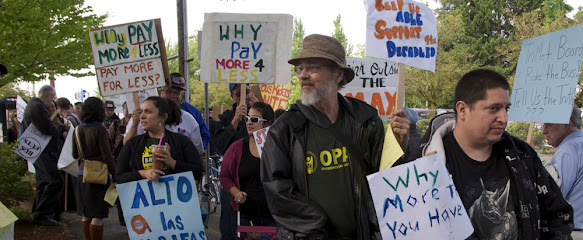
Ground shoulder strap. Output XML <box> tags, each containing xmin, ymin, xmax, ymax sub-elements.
<box><xmin>74</xmin><ymin>126</ymin><xmax>85</xmax><ymax>159</ymax></box>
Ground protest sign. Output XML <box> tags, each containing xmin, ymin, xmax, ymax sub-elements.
<box><xmin>117</xmin><ymin>172</ymin><xmax>205</xmax><ymax>240</ymax></box>
<box><xmin>16</xmin><ymin>96</ymin><xmax>26</xmax><ymax>123</ymax></box>
<box><xmin>367</xmin><ymin>154</ymin><xmax>473</xmax><ymax>239</ymax></box>
<box><xmin>253</xmin><ymin>127</ymin><xmax>270</xmax><ymax>157</ymax></box>
<box><xmin>57</xmin><ymin>127</ymin><xmax>77</xmax><ymax>176</ymax></box>
<box><xmin>0</xmin><ymin>201</ymin><xmax>17</xmax><ymax>228</ymax></box>
<box><xmin>125</xmin><ymin>88</ymin><xmax>158</xmax><ymax>113</ymax></box>
<box><xmin>341</xmin><ymin>58</ymin><xmax>399</xmax><ymax>121</ymax></box>
<box><xmin>201</xmin><ymin>13</ymin><xmax>293</xmax><ymax>85</ymax></box>
<box><xmin>260</xmin><ymin>84</ymin><xmax>291</xmax><ymax>110</ymax></box>
<box><xmin>14</xmin><ymin>124</ymin><xmax>51</xmax><ymax>163</ymax></box>
<box><xmin>0</xmin><ymin>223</ymin><xmax>14</xmax><ymax>240</ymax></box>
<box><xmin>89</xmin><ymin>19</ymin><xmax>169</xmax><ymax>96</ymax></box>
<box><xmin>364</xmin><ymin>0</ymin><xmax>438</xmax><ymax>72</ymax></box>
<box><xmin>509</xmin><ymin>24</ymin><xmax>583</xmax><ymax>123</ymax></box>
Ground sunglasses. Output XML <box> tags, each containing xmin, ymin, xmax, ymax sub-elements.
<box><xmin>244</xmin><ymin>116</ymin><xmax>267</xmax><ymax>124</ymax></box>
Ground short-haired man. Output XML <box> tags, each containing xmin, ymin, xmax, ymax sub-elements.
<box><xmin>56</xmin><ymin>97</ymin><xmax>80</xmax><ymax>127</ymax></box>
<box><xmin>167</xmin><ymin>72</ymin><xmax>210</xmax><ymax>150</ymax></box>
<box><xmin>409</xmin><ymin>69</ymin><xmax>573</xmax><ymax>239</ymax></box>
<box><xmin>22</xmin><ymin>85</ymin><xmax>69</xmax><ymax>226</ymax></box>
<box><xmin>260</xmin><ymin>34</ymin><xmax>410</xmax><ymax>239</ymax></box>
<box><xmin>544</xmin><ymin>105</ymin><xmax>583</xmax><ymax>239</ymax></box>
<box><xmin>104</xmin><ymin>100</ymin><xmax>120</xmax><ymax>129</ymax></box>
<box><xmin>74</xmin><ymin>102</ymin><xmax>83</xmax><ymax>116</ymax></box>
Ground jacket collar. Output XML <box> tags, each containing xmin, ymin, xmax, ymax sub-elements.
<box><xmin>290</xmin><ymin>93</ymin><xmax>378</xmax><ymax>128</ymax></box>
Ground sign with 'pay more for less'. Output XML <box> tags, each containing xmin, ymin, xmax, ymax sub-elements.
<box><xmin>89</xmin><ymin>19</ymin><xmax>169</xmax><ymax>97</ymax></box>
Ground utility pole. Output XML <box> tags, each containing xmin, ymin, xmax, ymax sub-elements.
<box><xmin>177</xmin><ymin>0</ymin><xmax>190</xmax><ymax>102</ymax></box>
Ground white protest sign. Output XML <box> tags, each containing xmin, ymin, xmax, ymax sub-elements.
<box><xmin>57</xmin><ymin>127</ymin><xmax>78</xmax><ymax>176</ymax></box>
<box><xmin>201</xmin><ymin>13</ymin><xmax>293</xmax><ymax>85</ymax></box>
<box><xmin>125</xmin><ymin>88</ymin><xmax>158</xmax><ymax>113</ymax></box>
<box><xmin>89</xmin><ymin>19</ymin><xmax>169</xmax><ymax>96</ymax></box>
<box><xmin>367</xmin><ymin>154</ymin><xmax>473</xmax><ymax>239</ymax></box>
<box><xmin>253</xmin><ymin>126</ymin><xmax>270</xmax><ymax>158</ymax></box>
<box><xmin>364</xmin><ymin>0</ymin><xmax>438</xmax><ymax>72</ymax></box>
<box><xmin>117</xmin><ymin>172</ymin><xmax>205</xmax><ymax>240</ymax></box>
<box><xmin>16</xmin><ymin>96</ymin><xmax>26</xmax><ymax>123</ymax></box>
<box><xmin>509</xmin><ymin>24</ymin><xmax>583</xmax><ymax>123</ymax></box>
<box><xmin>0</xmin><ymin>223</ymin><xmax>14</xmax><ymax>240</ymax></box>
<box><xmin>13</xmin><ymin>124</ymin><xmax>52</xmax><ymax>163</ymax></box>
<box><xmin>341</xmin><ymin>58</ymin><xmax>399</xmax><ymax>121</ymax></box>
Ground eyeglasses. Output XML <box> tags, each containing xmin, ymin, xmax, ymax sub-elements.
<box><xmin>294</xmin><ymin>64</ymin><xmax>327</xmax><ymax>75</ymax></box>
<box><xmin>244</xmin><ymin>116</ymin><xmax>267</xmax><ymax>124</ymax></box>
<box><xmin>233</xmin><ymin>88</ymin><xmax>251</xmax><ymax>97</ymax></box>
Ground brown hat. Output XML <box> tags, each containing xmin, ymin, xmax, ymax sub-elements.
<box><xmin>288</xmin><ymin>34</ymin><xmax>355</xmax><ymax>83</ymax></box>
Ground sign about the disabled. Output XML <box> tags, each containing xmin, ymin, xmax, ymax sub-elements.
<box><xmin>201</xmin><ymin>13</ymin><xmax>293</xmax><ymax>85</ymax></box>
<box><xmin>89</xmin><ymin>19</ymin><xmax>169</xmax><ymax>96</ymax></box>
<box><xmin>367</xmin><ymin>154</ymin><xmax>473</xmax><ymax>240</ymax></box>
<box><xmin>117</xmin><ymin>172</ymin><xmax>206</xmax><ymax>240</ymax></box>
<box><xmin>340</xmin><ymin>58</ymin><xmax>398</xmax><ymax>121</ymax></box>
<box><xmin>364</xmin><ymin>0</ymin><xmax>438</xmax><ymax>72</ymax></box>
<box><xmin>13</xmin><ymin>124</ymin><xmax>51</xmax><ymax>163</ymax></box>
<box><xmin>509</xmin><ymin>24</ymin><xmax>583</xmax><ymax>124</ymax></box>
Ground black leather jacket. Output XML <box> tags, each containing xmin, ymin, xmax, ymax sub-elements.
<box><xmin>260</xmin><ymin>94</ymin><xmax>384</xmax><ymax>240</ymax></box>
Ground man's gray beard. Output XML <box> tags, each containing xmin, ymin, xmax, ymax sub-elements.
<box><xmin>300</xmin><ymin>80</ymin><xmax>336</xmax><ymax>106</ymax></box>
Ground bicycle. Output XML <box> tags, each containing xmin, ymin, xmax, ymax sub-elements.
<box><xmin>201</xmin><ymin>154</ymin><xmax>221</xmax><ymax>215</ymax></box>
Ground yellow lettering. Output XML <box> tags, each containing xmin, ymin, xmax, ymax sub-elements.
<box><xmin>229</xmin><ymin>69</ymin><xmax>237</xmax><ymax>81</ymax></box>
<box><xmin>342</xmin><ymin>147</ymin><xmax>348</xmax><ymax>162</ymax></box>
<box><xmin>320</xmin><ymin>151</ymin><xmax>332</xmax><ymax>166</ymax></box>
<box><xmin>332</xmin><ymin>148</ymin><xmax>342</xmax><ymax>165</ymax></box>
<box><xmin>250</xmin><ymin>70</ymin><xmax>258</xmax><ymax>82</ymax></box>
<box><xmin>218</xmin><ymin>69</ymin><xmax>227</xmax><ymax>82</ymax></box>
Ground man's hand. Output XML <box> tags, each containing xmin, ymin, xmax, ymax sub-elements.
<box><xmin>131</xmin><ymin>108</ymin><xmax>142</xmax><ymax>125</ymax></box>
<box><xmin>390</xmin><ymin>109</ymin><xmax>410</xmax><ymax>151</ymax></box>
<box><xmin>231</xmin><ymin>104</ymin><xmax>247</xmax><ymax>130</ymax></box>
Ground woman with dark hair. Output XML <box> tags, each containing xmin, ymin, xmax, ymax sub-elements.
<box><xmin>220</xmin><ymin>102</ymin><xmax>276</xmax><ymax>229</ymax></box>
<box><xmin>72</xmin><ymin>97</ymin><xmax>116</xmax><ymax>240</ymax></box>
<box><xmin>116</xmin><ymin>96</ymin><xmax>203</xmax><ymax>184</ymax></box>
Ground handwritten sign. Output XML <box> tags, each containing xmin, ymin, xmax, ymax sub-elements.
<box><xmin>13</xmin><ymin>124</ymin><xmax>51</xmax><ymax>163</ymax></box>
<box><xmin>117</xmin><ymin>172</ymin><xmax>205</xmax><ymax>240</ymax></box>
<box><xmin>340</xmin><ymin>58</ymin><xmax>398</xmax><ymax>121</ymax></box>
<box><xmin>57</xmin><ymin>127</ymin><xmax>78</xmax><ymax>176</ymax></box>
<box><xmin>125</xmin><ymin>88</ymin><xmax>158</xmax><ymax>113</ymax></box>
<box><xmin>509</xmin><ymin>24</ymin><xmax>583</xmax><ymax>123</ymax></box>
<box><xmin>367</xmin><ymin>154</ymin><xmax>473</xmax><ymax>239</ymax></box>
<box><xmin>0</xmin><ymin>223</ymin><xmax>14</xmax><ymax>240</ymax></box>
<box><xmin>253</xmin><ymin>127</ymin><xmax>270</xmax><ymax>158</ymax></box>
<box><xmin>16</xmin><ymin>96</ymin><xmax>26</xmax><ymax>123</ymax></box>
<box><xmin>364</xmin><ymin>0</ymin><xmax>438</xmax><ymax>72</ymax></box>
<box><xmin>89</xmin><ymin>19</ymin><xmax>169</xmax><ymax>96</ymax></box>
<box><xmin>201</xmin><ymin>13</ymin><xmax>293</xmax><ymax>85</ymax></box>
<box><xmin>260</xmin><ymin>84</ymin><xmax>291</xmax><ymax>110</ymax></box>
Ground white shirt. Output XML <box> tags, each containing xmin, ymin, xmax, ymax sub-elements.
<box><xmin>125</xmin><ymin>109</ymin><xmax>204</xmax><ymax>154</ymax></box>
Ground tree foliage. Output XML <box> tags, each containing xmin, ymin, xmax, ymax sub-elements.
<box><xmin>0</xmin><ymin>143</ymin><xmax>33</xmax><ymax>208</ymax></box>
<box><xmin>506</xmin><ymin>122</ymin><xmax>545</xmax><ymax>150</ymax></box>
<box><xmin>287</xmin><ymin>17</ymin><xmax>306</xmax><ymax>106</ymax></box>
<box><xmin>332</xmin><ymin>14</ymin><xmax>353</xmax><ymax>57</ymax></box>
<box><xmin>0</xmin><ymin>0</ymin><xmax>107</xmax><ymax>86</ymax></box>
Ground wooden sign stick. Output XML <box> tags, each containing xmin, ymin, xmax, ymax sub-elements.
<box><xmin>395</xmin><ymin>63</ymin><xmax>406</xmax><ymax>111</ymax></box>
<box><xmin>526</xmin><ymin>122</ymin><xmax>535</xmax><ymax>147</ymax></box>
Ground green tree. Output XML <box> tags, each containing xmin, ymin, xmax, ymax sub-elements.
<box><xmin>331</xmin><ymin>14</ymin><xmax>353</xmax><ymax>57</ymax></box>
<box><xmin>0</xmin><ymin>83</ymin><xmax>34</xmax><ymax>101</ymax></box>
<box><xmin>287</xmin><ymin>17</ymin><xmax>306</xmax><ymax>106</ymax></box>
<box><xmin>506</xmin><ymin>122</ymin><xmax>545</xmax><ymax>150</ymax></box>
<box><xmin>0</xmin><ymin>143</ymin><xmax>33</xmax><ymax>208</ymax></box>
<box><xmin>0</xmin><ymin>0</ymin><xmax>107</xmax><ymax>86</ymax></box>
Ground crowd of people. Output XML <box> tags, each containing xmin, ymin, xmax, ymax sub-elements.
<box><xmin>6</xmin><ymin>33</ymin><xmax>583</xmax><ymax>240</ymax></box>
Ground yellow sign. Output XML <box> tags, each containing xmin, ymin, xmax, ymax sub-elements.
<box><xmin>0</xmin><ymin>201</ymin><xmax>18</xmax><ymax>228</ymax></box>
<box><xmin>379</xmin><ymin>124</ymin><xmax>404</xmax><ymax>170</ymax></box>
<box><xmin>104</xmin><ymin>183</ymin><xmax>119</xmax><ymax>206</ymax></box>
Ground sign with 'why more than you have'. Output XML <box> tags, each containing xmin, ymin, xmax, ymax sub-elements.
<box><xmin>367</xmin><ymin>154</ymin><xmax>473</xmax><ymax>240</ymax></box>
<box><xmin>509</xmin><ymin>24</ymin><xmax>583</xmax><ymax>124</ymax></box>
<box><xmin>90</xmin><ymin>19</ymin><xmax>169</xmax><ymax>97</ymax></box>
<box><xmin>201</xmin><ymin>13</ymin><xmax>293</xmax><ymax>85</ymax></box>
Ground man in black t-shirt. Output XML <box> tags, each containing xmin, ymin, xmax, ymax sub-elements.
<box><xmin>409</xmin><ymin>69</ymin><xmax>573</xmax><ymax>239</ymax></box>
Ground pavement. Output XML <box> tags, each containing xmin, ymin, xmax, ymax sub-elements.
<box><xmin>61</xmin><ymin>203</ymin><xmax>222</xmax><ymax>240</ymax></box>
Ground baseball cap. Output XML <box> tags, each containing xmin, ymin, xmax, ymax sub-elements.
<box><xmin>171</xmin><ymin>76</ymin><xmax>186</xmax><ymax>91</ymax></box>
<box><xmin>105</xmin><ymin>100</ymin><xmax>116</xmax><ymax>109</ymax></box>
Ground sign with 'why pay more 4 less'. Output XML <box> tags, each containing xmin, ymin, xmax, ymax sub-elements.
<box><xmin>89</xmin><ymin>19</ymin><xmax>170</xmax><ymax>97</ymax></box>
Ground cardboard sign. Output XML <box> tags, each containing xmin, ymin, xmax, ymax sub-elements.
<box><xmin>340</xmin><ymin>58</ymin><xmax>399</xmax><ymax>121</ymax></box>
<box><xmin>14</xmin><ymin>124</ymin><xmax>52</xmax><ymax>163</ymax></box>
<box><xmin>260</xmin><ymin>84</ymin><xmax>291</xmax><ymax>110</ymax></box>
<box><xmin>364</xmin><ymin>0</ymin><xmax>438</xmax><ymax>72</ymax></box>
<box><xmin>367</xmin><ymin>154</ymin><xmax>473</xmax><ymax>239</ymax></box>
<box><xmin>117</xmin><ymin>172</ymin><xmax>205</xmax><ymax>240</ymax></box>
<box><xmin>253</xmin><ymin>127</ymin><xmax>270</xmax><ymax>158</ymax></box>
<box><xmin>89</xmin><ymin>19</ymin><xmax>169</xmax><ymax>96</ymax></box>
<box><xmin>201</xmin><ymin>13</ymin><xmax>293</xmax><ymax>85</ymax></box>
<box><xmin>509</xmin><ymin>24</ymin><xmax>583</xmax><ymax>123</ymax></box>
<box><xmin>16</xmin><ymin>96</ymin><xmax>26</xmax><ymax>123</ymax></box>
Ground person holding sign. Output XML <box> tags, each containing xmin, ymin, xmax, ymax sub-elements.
<box><xmin>261</xmin><ymin>34</ymin><xmax>410</xmax><ymax>239</ymax></box>
<box><xmin>21</xmin><ymin>85</ymin><xmax>70</xmax><ymax>226</ymax></box>
<box><xmin>116</xmin><ymin>96</ymin><xmax>203</xmax><ymax>183</ymax></box>
<box><xmin>220</xmin><ymin>102</ymin><xmax>276</xmax><ymax>231</ymax></box>
<box><xmin>544</xmin><ymin>105</ymin><xmax>583</xmax><ymax>239</ymax></box>
<box><xmin>407</xmin><ymin>69</ymin><xmax>573</xmax><ymax>239</ymax></box>
<box><xmin>72</xmin><ymin>97</ymin><xmax>117</xmax><ymax>240</ymax></box>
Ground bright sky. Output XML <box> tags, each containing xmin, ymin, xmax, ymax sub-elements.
<box><xmin>18</xmin><ymin>0</ymin><xmax>582</xmax><ymax>105</ymax></box>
